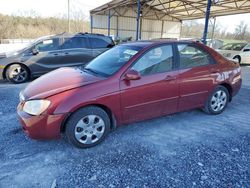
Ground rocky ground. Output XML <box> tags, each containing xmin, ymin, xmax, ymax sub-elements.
<box><xmin>0</xmin><ymin>67</ymin><xmax>249</xmax><ymax>188</ymax></box>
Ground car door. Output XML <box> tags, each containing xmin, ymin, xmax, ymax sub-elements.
<box><xmin>120</xmin><ymin>44</ymin><xmax>179</xmax><ymax>124</ymax></box>
<box><xmin>240</xmin><ymin>44</ymin><xmax>250</xmax><ymax>64</ymax></box>
<box><xmin>28</xmin><ymin>37</ymin><xmax>63</xmax><ymax>74</ymax></box>
<box><xmin>61</xmin><ymin>37</ymin><xmax>93</xmax><ymax>66</ymax></box>
<box><xmin>176</xmin><ymin>43</ymin><xmax>216</xmax><ymax>111</ymax></box>
<box><xmin>89</xmin><ymin>37</ymin><xmax>113</xmax><ymax>58</ymax></box>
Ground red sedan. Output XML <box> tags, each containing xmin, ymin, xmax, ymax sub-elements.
<box><xmin>17</xmin><ymin>41</ymin><xmax>242</xmax><ymax>148</ymax></box>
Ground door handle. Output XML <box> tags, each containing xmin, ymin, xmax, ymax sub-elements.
<box><xmin>164</xmin><ymin>75</ymin><xmax>176</xmax><ymax>81</ymax></box>
<box><xmin>64</xmin><ymin>52</ymin><xmax>69</xmax><ymax>55</ymax></box>
<box><xmin>53</xmin><ymin>53</ymin><xmax>58</xmax><ymax>56</ymax></box>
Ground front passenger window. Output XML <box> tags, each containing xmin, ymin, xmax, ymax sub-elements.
<box><xmin>35</xmin><ymin>39</ymin><xmax>59</xmax><ymax>52</ymax></box>
<box><xmin>178</xmin><ymin>44</ymin><xmax>210</xmax><ymax>69</ymax></box>
<box><xmin>132</xmin><ymin>45</ymin><xmax>173</xmax><ymax>76</ymax></box>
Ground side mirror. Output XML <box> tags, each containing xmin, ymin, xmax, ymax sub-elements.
<box><xmin>32</xmin><ymin>48</ymin><xmax>39</xmax><ymax>55</ymax></box>
<box><xmin>243</xmin><ymin>49</ymin><xmax>250</xmax><ymax>52</ymax></box>
<box><xmin>124</xmin><ymin>70</ymin><xmax>141</xmax><ymax>81</ymax></box>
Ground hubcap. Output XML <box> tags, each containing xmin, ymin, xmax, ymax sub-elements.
<box><xmin>210</xmin><ymin>90</ymin><xmax>227</xmax><ymax>112</ymax></box>
<box><xmin>10</xmin><ymin>67</ymin><xmax>27</xmax><ymax>82</ymax></box>
<box><xmin>74</xmin><ymin>115</ymin><xmax>105</xmax><ymax>144</ymax></box>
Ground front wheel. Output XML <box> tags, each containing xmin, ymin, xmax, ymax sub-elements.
<box><xmin>203</xmin><ymin>86</ymin><xmax>229</xmax><ymax>115</ymax></box>
<box><xmin>65</xmin><ymin>106</ymin><xmax>111</xmax><ymax>148</ymax></box>
<box><xmin>6</xmin><ymin>64</ymin><xmax>30</xmax><ymax>83</ymax></box>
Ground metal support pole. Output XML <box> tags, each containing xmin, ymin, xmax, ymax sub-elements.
<box><xmin>211</xmin><ymin>17</ymin><xmax>216</xmax><ymax>41</ymax></box>
<box><xmin>136</xmin><ymin>0</ymin><xmax>141</xmax><ymax>40</ymax></box>
<box><xmin>180</xmin><ymin>21</ymin><xmax>183</xmax><ymax>39</ymax></box>
<box><xmin>161</xmin><ymin>20</ymin><xmax>164</xmax><ymax>38</ymax></box>
<box><xmin>108</xmin><ymin>10</ymin><xmax>111</xmax><ymax>36</ymax></box>
<box><xmin>90</xmin><ymin>15</ymin><xmax>93</xmax><ymax>34</ymax></box>
<box><xmin>139</xmin><ymin>16</ymin><xmax>142</xmax><ymax>40</ymax></box>
<box><xmin>202</xmin><ymin>0</ymin><xmax>212</xmax><ymax>44</ymax></box>
<box><xmin>68</xmin><ymin>0</ymin><xmax>70</xmax><ymax>33</ymax></box>
<box><xmin>116</xmin><ymin>16</ymin><xmax>119</xmax><ymax>37</ymax></box>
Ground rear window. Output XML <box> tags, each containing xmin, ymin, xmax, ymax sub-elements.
<box><xmin>89</xmin><ymin>37</ymin><xmax>114</xmax><ymax>48</ymax></box>
<box><xmin>62</xmin><ymin>37</ymin><xmax>89</xmax><ymax>49</ymax></box>
<box><xmin>177</xmin><ymin>44</ymin><xmax>210</xmax><ymax>68</ymax></box>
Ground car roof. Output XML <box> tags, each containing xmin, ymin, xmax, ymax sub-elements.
<box><xmin>119</xmin><ymin>40</ymin><xmax>198</xmax><ymax>48</ymax></box>
<box><xmin>229</xmin><ymin>42</ymin><xmax>247</xmax><ymax>44</ymax></box>
<box><xmin>53</xmin><ymin>32</ymin><xmax>109</xmax><ymax>38</ymax></box>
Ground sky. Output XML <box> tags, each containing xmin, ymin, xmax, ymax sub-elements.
<box><xmin>0</xmin><ymin>0</ymin><xmax>110</xmax><ymax>18</ymax></box>
<box><xmin>0</xmin><ymin>0</ymin><xmax>250</xmax><ymax>33</ymax></box>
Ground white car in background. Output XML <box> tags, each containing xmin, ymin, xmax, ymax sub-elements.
<box><xmin>216</xmin><ymin>42</ymin><xmax>250</xmax><ymax>64</ymax></box>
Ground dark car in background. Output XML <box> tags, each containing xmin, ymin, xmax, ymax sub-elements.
<box><xmin>0</xmin><ymin>33</ymin><xmax>114</xmax><ymax>83</ymax></box>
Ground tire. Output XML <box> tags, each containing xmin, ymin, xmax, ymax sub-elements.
<box><xmin>203</xmin><ymin>85</ymin><xmax>229</xmax><ymax>115</ymax></box>
<box><xmin>65</xmin><ymin>106</ymin><xmax>111</xmax><ymax>148</ymax></box>
<box><xmin>6</xmin><ymin>64</ymin><xmax>30</xmax><ymax>84</ymax></box>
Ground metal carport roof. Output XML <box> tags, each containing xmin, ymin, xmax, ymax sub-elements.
<box><xmin>91</xmin><ymin>0</ymin><xmax>250</xmax><ymax>20</ymax></box>
<box><xmin>90</xmin><ymin>0</ymin><xmax>250</xmax><ymax>43</ymax></box>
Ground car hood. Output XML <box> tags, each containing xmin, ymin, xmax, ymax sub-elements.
<box><xmin>216</xmin><ymin>49</ymin><xmax>239</xmax><ymax>57</ymax></box>
<box><xmin>22</xmin><ymin>67</ymin><xmax>105</xmax><ymax>100</ymax></box>
<box><xmin>0</xmin><ymin>52</ymin><xmax>6</xmax><ymax>59</ymax></box>
<box><xmin>2</xmin><ymin>46</ymin><xmax>28</xmax><ymax>58</ymax></box>
<box><xmin>5</xmin><ymin>51</ymin><xmax>19</xmax><ymax>58</ymax></box>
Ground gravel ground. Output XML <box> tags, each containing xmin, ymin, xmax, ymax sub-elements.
<box><xmin>0</xmin><ymin>67</ymin><xmax>249</xmax><ymax>188</ymax></box>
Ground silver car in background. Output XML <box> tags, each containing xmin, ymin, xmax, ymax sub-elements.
<box><xmin>216</xmin><ymin>43</ymin><xmax>250</xmax><ymax>64</ymax></box>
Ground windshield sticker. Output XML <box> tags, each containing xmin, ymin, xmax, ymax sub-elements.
<box><xmin>43</xmin><ymin>40</ymin><xmax>53</xmax><ymax>44</ymax></box>
<box><xmin>124</xmin><ymin>49</ymin><xmax>138</xmax><ymax>56</ymax></box>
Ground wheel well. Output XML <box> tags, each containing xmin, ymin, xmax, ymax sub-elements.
<box><xmin>60</xmin><ymin>104</ymin><xmax>117</xmax><ymax>133</ymax></box>
<box><xmin>233</xmin><ymin>55</ymin><xmax>241</xmax><ymax>63</ymax></box>
<box><xmin>220</xmin><ymin>83</ymin><xmax>232</xmax><ymax>102</ymax></box>
<box><xmin>3</xmin><ymin>63</ymin><xmax>31</xmax><ymax>79</ymax></box>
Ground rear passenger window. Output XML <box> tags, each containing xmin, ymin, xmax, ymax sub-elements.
<box><xmin>90</xmin><ymin>38</ymin><xmax>112</xmax><ymax>48</ymax></box>
<box><xmin>132</xmin><ymin>45</ymin><xmax>173</xmax><ymax>76</ymax></box>
<box><xmin>177</xmin><ymin>44</ymin><xmax>210</xmax><ymax>69</ymax></box>
<box><xmin>62</xmin><ymin>37</ymin><xmax>88</xmax><ymax>49</ymax></box>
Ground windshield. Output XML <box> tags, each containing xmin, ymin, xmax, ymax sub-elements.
<box><xmin>84</xmin><ymin>45</ymin><xmax>142</xmax><ymax>77</ymax></box>
<box><xmin>13</xmin><ymin>35</ymin><xmax>54</xmax><ymax>54</ymax></box>
<box><xmin>219</xmin><ymin>43</ymin><xmax>247</xmax><ymax>51</ymax></box>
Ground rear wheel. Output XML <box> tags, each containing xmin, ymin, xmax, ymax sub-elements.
<box><xmin>204</xmin><ymin>86</ymin><xmax>229</xmax><ymax>115</ymax></box>
<box><xmin>65</xmin><ymin>106</ymin><xmax>111</xmax><ymax>148</ymax></box>
<box><xmin>6</xmin><ymin>64</ymin><xmax>30</xmax><ymax>83</ymax></box>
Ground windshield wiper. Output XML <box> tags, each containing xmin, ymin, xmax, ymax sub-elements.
<box><xmin>83</xmin><ymin>67</ymin><xmax>109</xmax><ymax>77</ymax></box>
<box><xmin>83</xmin><ymin>67</ymin><xmax>99</xmax><ymax>75</ymax></box>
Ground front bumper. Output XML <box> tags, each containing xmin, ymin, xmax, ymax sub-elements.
<box><xmin>0</xmin><ymin>65</ymin><xmax>4</xmax><ymax>80</ymax></box>
<box><xmin>232</xmin><ymin>77</ymin><xmax>242</xmax><ymax>97</ymax></box>
<box><xmin>17</xmin><ymin>103</ymin><xmax>67</xmax><ymax>139</ymax></box>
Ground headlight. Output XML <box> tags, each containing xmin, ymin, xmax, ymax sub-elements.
<box><xmin>23</xmin><ymin>100</ymin><xmax>51</xmax><ymax>116</ymax></box>
<box><xmin>19</xmin><ymin>91</ymin><xmax>25</xmax><ymax>102</ymax></box>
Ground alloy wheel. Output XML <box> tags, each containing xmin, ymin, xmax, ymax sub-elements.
<box><xmin>210</xmin><ymin>90</ymin><xmax>227</xmax><ymax>112</ymax></box>
<box><xmin>10</xmin><ymin>67</ymin><xmax>28</xmax><ymax>83</ymax></box>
